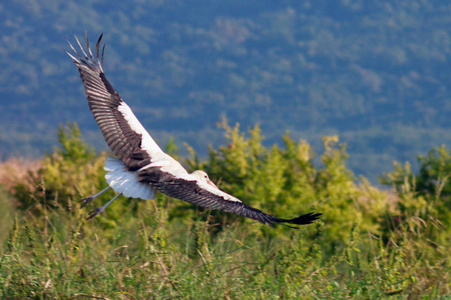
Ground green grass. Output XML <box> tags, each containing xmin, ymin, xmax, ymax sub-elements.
<box><xmin>0</xmin><ymin>196</ymin><xmax>449</xmax><ymax>299</ymax></box>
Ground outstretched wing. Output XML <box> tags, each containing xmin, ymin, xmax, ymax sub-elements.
<box><xmin>66</xmin><ymin>33</ymin><xmax>183</xmax><ymax>173</ymax></box>
<box><xmin>139</xmin><ymin>167</ymin><xmax>321</xmax><ymax>228</ymax></box>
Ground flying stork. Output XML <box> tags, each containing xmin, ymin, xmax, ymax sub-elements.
<box><xmin>66</xmin><ymin>33</ymin><xmax>321</xmax><ymax>227</ymax></box>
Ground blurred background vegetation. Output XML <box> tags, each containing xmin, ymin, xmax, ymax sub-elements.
<box><xmin>1</xmin><ymin>1</ymin><xmax>451</xmax><ymax>183</ymax></box>
<box><xmin>0</xmin><ymin>123</ymin><xmax>449</xmax><ymax>298</ymax></box>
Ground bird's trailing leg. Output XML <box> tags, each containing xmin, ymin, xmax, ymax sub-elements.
<box><xmin>79</xmin><ymin>186</ymin><xmax>111</xmax><ymax>208</ymax></box>
<box><xmin>87</xmin><ymin>193</ymin><xmax>122</xmax><ymax>220</ymax></box>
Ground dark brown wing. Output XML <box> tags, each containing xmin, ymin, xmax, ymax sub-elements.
<box><xmin>66</xmin><ymin>33</ymin><xmax>159</xmax><ymax>171</ymax></box>
<box><xmin>139</xmin><ymin>166</ymin><xmax>321</xmax><ymax>227</ymax></box>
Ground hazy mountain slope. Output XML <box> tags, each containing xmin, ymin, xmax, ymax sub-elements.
<box><xmin>1</xmin><ymin>0</ymin><xmax>450</xmax><ymax>182</ymax></box>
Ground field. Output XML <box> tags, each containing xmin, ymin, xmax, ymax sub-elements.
<box><xmin>0</xmin><ymin>123</ymin><xmax>450</xmax><ymax>299</ymax></box>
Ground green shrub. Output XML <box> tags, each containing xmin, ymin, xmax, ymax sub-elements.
<box><xmin>380</xmin><ymin>145</ymin><xmax>451</xmax><ymax>237</ymax></box>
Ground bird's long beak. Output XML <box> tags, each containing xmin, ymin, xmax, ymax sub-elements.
<box><xmin>207</xmin><ymin>180</ymin><xmax>218</xmax><ymax>189</ymax></box>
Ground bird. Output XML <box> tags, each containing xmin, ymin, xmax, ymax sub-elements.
<box><xmin>66</xmin><ymin>33</ymin><xmax>321</xmax><ymax>228</ymax></box>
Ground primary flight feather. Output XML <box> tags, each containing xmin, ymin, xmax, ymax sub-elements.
<box><xmin>66</xmin><ymin>33</ymin><xmax>321</xmax><ymax>227</ymax></box>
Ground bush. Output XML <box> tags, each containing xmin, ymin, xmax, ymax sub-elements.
<box><xmin>380</xmin><ymin>145</ymin><xmax>451</xmax><ymax>235</ymax></box>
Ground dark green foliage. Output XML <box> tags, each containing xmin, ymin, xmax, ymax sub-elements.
<box><xmin>380</xmin><ymin>145</ymin><xmax>451</xmax><ymax>198</ymax></box>
<box><xmin>416</xmin><ymin>146</ymin><xmax>451</xmax><ymax>199</ymax></box>
<box><xmin>1</xmin><ymin>123</ymin><xmax>450</xmax><ymax>298</ymax></box>
<box><xmin>380</xmin><ymin>145</ymin><xmax>451</xmax><ymax>244</ymax></box>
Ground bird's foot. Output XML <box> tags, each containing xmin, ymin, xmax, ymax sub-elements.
<box><xmin>87</xmin><ymin>207</ymin><xmax>104</xmax><ymax>220</ymax></box>
<box><xmin>79</xmin><ymin>196</ymin><xmax>94</xmax><ymax>208</ymax></box>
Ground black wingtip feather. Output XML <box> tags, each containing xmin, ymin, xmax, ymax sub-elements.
<box><xmin>269</xmin><ymin>212</ymin><xmax>322</xmax><ymax>229</ymax></box>
<box><xmin>281</xmin><ymin>212</ymin><xmax>322</xmax><ymax>225</ymax></box>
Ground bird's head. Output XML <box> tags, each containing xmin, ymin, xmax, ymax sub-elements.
<box><xmin>191</xmin><ymin>170</ymin><xmax>218</xmax><ymax>189</ymax></box>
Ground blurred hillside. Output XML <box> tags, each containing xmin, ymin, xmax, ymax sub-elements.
<box><xmin>1</xmin><ymin>0</ymin><xmax>450</xmax><ymax>183</ymax></box>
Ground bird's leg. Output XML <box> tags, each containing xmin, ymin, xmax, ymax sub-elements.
<box><xmin>79</xmin><ymin>186</ymin><xmax>111</xmax><ymax>208</ymax></box>
<box><xmin>87</xmin><ymin>193</ymin><xmax>122</xmax><ymax>220</ymax></box>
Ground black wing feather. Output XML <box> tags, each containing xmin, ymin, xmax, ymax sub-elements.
<box><xmin>66</xmin><ymin>34</ymin><xmax>151</xmax><ymax>170</ymax></box>
<box><xmin>139</xmin><ymin>168</ymin><xmax>321</xmax><ymax>228</ymax></box>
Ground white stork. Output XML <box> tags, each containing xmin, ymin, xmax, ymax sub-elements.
<box><xmin>66</xmin><ymin>33</ymin><xmax>321</xmax><ymax>227</ymax></box>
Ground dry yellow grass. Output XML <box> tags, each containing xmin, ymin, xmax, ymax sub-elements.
<box><xmin>0</xmin><ymin>157</ymin><xmax>42</xmax><ymax>194</ymax></box>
